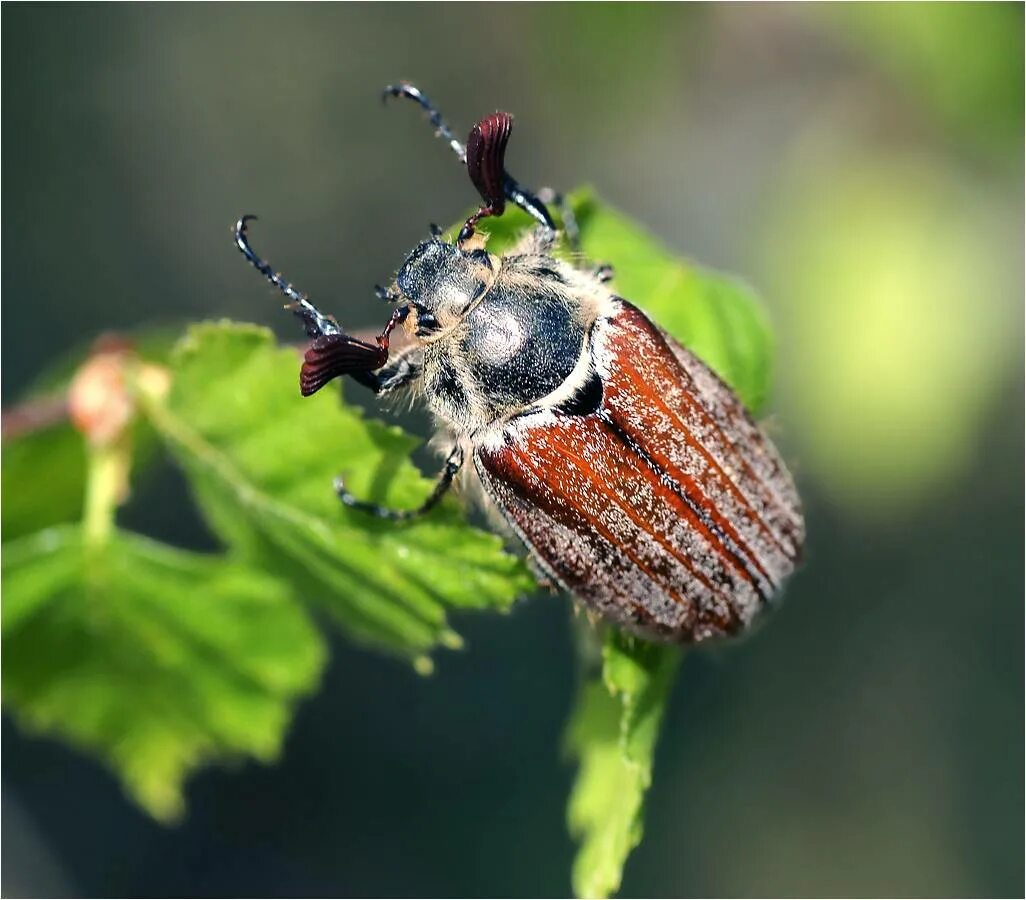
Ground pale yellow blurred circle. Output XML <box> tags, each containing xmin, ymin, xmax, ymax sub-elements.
<box><xmin>762</xmin><ymin>146</ymin><xmax>1019</xmax><ymax>517</ymax></box>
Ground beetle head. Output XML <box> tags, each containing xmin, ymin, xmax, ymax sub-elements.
<box><xmin>397</xmin><ymin>239</ymin><xmax>495</xmax><ymax>336</ymax></box>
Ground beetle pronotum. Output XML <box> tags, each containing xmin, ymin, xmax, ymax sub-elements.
<box><xmin>235</xmin><ymin>83</ymin><xmax>804</xmax><ymax>643</ymax></box>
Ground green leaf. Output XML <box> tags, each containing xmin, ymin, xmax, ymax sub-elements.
<box><xmin>566</xmin><ymin>633</ymin><xmax>682</xmax><ymax>899</ymax></box>
<box><xmin>1</xmin><ymin>418</ymin><xmax>86</xmax><ymax>541</ymax></box>
<box><xmin>1</xmin><ymin>525</ymin><xmax>325</xmax><ymax>822</ymax></box>
<box><xmin>145</xmin><ymin>322</ymin><xmax>534</xmax><ymax>664</ymax></box>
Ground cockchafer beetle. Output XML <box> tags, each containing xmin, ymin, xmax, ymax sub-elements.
<box><xmin>235</xmin><ymin>83</ymin><xmax>804</xmax><ymax>643</ymax></box>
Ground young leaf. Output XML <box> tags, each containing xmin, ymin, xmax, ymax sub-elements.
<box><xmin>1</xmin><ymin>525</ymin><xmax>325</xmax><ymax>822</ymax></box>
<box><xmin>143</xmin><ymin>322</ymin><xmax>534</xmax><ymax>664</ymax></box>
<box><xmin>566</xmin><ymin>634</ymin><xmax>682</xmax><ymax>899</ymax></box>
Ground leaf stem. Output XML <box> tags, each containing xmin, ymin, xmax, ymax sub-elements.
<box><xmin>82</xmin><ymin>434</ymin><xmax>131</xmax><ymax>548</ymax></box>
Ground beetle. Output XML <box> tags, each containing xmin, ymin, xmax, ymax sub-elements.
<box><xmin>235</xmin><ymin>83</ymin><xmax>804</xmax><ymax>643</ymax></box>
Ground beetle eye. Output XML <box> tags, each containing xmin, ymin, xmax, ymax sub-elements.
<box><xmin>414</xmin><ymin>304</ymin><xmax>440</xmax><ymax>333</ymax></box>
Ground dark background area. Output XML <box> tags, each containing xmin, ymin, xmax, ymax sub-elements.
<box><xmin>3</xmin><ymin>4</ymin><xmax>1022</xmax><ymax>897</ymax></box>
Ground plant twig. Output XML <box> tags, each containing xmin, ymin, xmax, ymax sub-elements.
<box><xmin>1</xmin><ymin>393</ymin><xmax>69</xmax><ymax>441</ymax></box>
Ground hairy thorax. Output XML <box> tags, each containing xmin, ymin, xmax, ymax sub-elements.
<box><xmin>419</xmin><ymin>256</ymin><xmax>602</xmax><ymax>435</ymax></box>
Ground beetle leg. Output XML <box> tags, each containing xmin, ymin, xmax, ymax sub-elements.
<box><xmin>537</xmin><ymin>188</ymin><xmax>581</xmax><ymax>251</ymax></box>
<box><xmin>334</xmin><ymin>444</ymin><xmax>464</xmax><ymax>521</ymax></box>
<box><xmin>497</xmin><ymin>176</ymin><xmax>557</xmax><ymax>238</ymax></box>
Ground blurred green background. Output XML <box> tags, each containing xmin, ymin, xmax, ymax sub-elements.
<box><xmin>2</xmin><ymin>3</ymin><xmax>1022</xmax><ymax>896</ymax></box>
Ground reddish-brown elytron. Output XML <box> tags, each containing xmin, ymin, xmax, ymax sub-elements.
<box><xmin>476</xmin><ymin>302</ymin><xmax>802</xmax><ymax>642</ymax></box>
<box><xmin>235</xmin><ymin>83</ymin><xmax>804</xmax><ymax>643</ymax></box>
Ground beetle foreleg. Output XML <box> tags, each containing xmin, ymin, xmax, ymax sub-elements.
<box><xmin>334</xmin><ymin>444</ymin><xmax>464</xmax><ymax>521</ymax></box>
<box><xmin>536</xmin><ymin>187</ymin><xmax>580</xmax><ymax>251</ymax></box>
